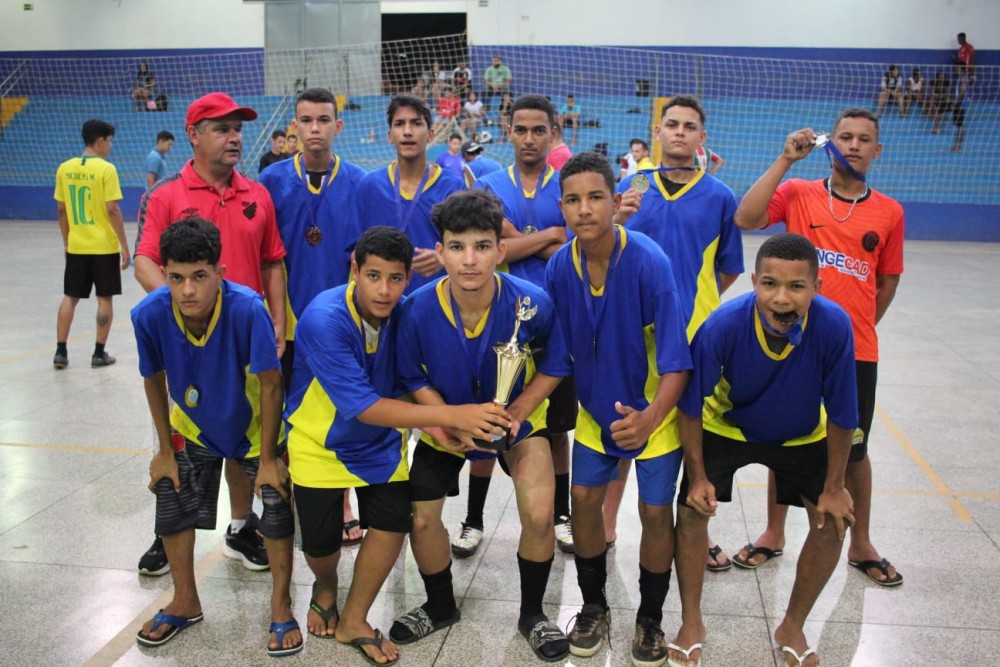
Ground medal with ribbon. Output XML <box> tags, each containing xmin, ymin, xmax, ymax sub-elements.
<box><xmin>393</xmin><ymin>163</ymin><xmax>431</xmax><ymax>234</ymax></box>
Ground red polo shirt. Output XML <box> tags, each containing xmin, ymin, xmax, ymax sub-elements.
<box><xmin>136</xmin><ymin>160</ymin><xmax>285</xmax><ymax>294</ymax></box>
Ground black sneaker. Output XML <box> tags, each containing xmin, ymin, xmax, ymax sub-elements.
<box><xmin>53</xmin><ymin>351</ymin><xmax>68</xmax><ymax>369</ymax></box>
<box><xmin>631</xmin><ymin>616</ymin><xmax>667</xmax><ymax>667</ymax></box>
<box><xmin>567</xmin><ymin>603</ymin><xmax>611</xmax><ymax>657</ymax></box>
<box><xmin>91</xmin><ymin>351</ymin><xmax>116</xmax><ymax>368</ymax></box>
<box><xmin>137</xmin><ymin>536</ymin><xmax>170</xmax><ymax>576</ymax></box>
<box><xmin>224</xmin><ymin>523</ymin><xmax>270</xmax><ymax>571</ymax></box>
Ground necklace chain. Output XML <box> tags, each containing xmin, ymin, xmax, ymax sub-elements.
<box><xmin>827</xmin><ymin>178</ymin><xmax>868</xmax><ymax>223</ymax></box>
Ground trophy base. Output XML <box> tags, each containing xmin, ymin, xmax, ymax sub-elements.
<box><xmin>473</xmin><ymin>427</ymin><xmax>511</xmax><ymax>453</ymax></box>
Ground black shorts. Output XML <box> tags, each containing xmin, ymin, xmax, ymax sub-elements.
<box><xmin>410</xmin><ymin>441</ymin><xmax>466</xmax><ymax>502</ymax></box>
<box><xmin>153</xmin><ymin>438</ymin><xmax>294</xmax><ymax>539</ymax></box>
<box><xmin>280</xmin><ymin>339</ymin><xmax>296</xmax><ymax>392</ymax></box>
<box><xmin>293</xmin><ymin>481</ymin><xmax>411</xmax><ymax>558</ymax></box>
<box><xmin>63</xmin><ymin>252</ymin><xmax>121</xmax><ymax>298</ymax></box>
<box><xmin>851</xmin><ymin>361</ymin><xmax>877</xmax><ymax>462</ymax></box>
<box><xmin>545</xmin><ymin>376</ymin><xmax>578</xmax><ymax>434</ymax></box>
<box><xmin>678</xmin><ymin>430</ymin><xmax>828</xmax><ymax>509</ymax></box>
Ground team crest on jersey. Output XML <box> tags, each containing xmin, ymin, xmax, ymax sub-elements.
<box><xmin>242</xmin><ymin>201</ymin><xmax>257</xmax><ymax>220</ymax></box>
<box><xmin>181</xmin><ymin>207</ymin><xmax>199</xmax><ymax>216</ymax></box>
<box><xmin>862</xmin><ymin>231</ymin><xmax>880</xmax><ymax>253</ymax></box>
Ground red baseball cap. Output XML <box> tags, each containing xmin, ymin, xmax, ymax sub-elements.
<box><xmin>186</xmin><ymin>92</ymin><xmax>257</xmax><ymax>128</ymax></box>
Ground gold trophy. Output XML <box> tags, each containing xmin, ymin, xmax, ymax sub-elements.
<box><xmin>474</xmin><ymin>296</ymin><xmax>538</xmax><ymax>452</ymax></box>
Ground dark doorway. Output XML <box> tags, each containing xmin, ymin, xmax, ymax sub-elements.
<box><xmin>381</xmin><ymin>13</ymin><xmax>467</xmax><ymax>94</ymax></box>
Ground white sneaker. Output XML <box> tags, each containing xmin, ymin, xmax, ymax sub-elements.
<box><xmin>555</xmin><ymin>515</ymin><xmax>575</xmax><ymax>554</ymax></box>
<box><xmin>451</xmin><ymin>522</ymin><xmax>484</xmax><ymax>558</ymax></box>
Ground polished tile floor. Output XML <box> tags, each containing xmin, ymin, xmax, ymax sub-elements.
<box><xmin>1</xmin><ymin>221</ymin><xmax>998</xmax><ymax>666</ymax></box>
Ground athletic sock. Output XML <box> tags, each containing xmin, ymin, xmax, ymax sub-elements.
<box><xmin>229</xmin><ymin>518</ymin><xmax>247</xmax><ymax>533</ymax></box>
<box><xmin>465</xmin><ymin>474</ymin><xmax>491</xmax><ymax>529</ymax></box>
<box><xmin>56</xmin><ymin>342</ymin><xmax>68</xmax><ymax>355</ymax></box>
<box><xmin>553</xmin><ymin>472</ymin><xmax>570</xmax><ymax>518</ymax></box>
<box><xmin>575</xmin><ymin>550</ymin><xmax>608</xmax><ymax>609</ymax></box>
<box><xmin>636</xmin><ymin>564</ymin><xmax>670</xmax><ymax>625</ymax></box>
<box><xmin>420</xmin><ymin>563</ymin><xmax>457</xmax><ymax>622</ymax></box>
<box><xmin>518</xmin><ymin>553</ymin><xmax>553</xmax><ymax>621</ymax></box>
<box><xmin>94</xmin><ymin>342</ymin><xmax>106</xmax><ymax>356</ymax></box>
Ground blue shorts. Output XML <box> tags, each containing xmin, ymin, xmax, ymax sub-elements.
<box><xmin>571</xmin><ymin>443</ymin><xmax>681</xmax><ymax>506</ymax></box>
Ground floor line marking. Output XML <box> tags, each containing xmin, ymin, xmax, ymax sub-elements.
<box><xmin>876</xmin><ymin>404</ymin><xmax>974</xmax><ymax>522</ymax></box>
<box><xmin>0</xmin><ymin>441</ymin><xmax>149</xmax><ymax>456</ymax></box>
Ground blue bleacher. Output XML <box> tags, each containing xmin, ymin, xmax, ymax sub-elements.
<box><xmin>1</xmin><ymin>94</ymin><xmax>996</xmax><ymax>206</ymax></box>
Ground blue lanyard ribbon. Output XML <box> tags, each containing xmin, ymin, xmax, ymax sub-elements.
<box><xmin>578</xmin><ymin>229</ymin><xmax>623</xmax><ymax>352</ymax></box>
<box><xmin>448</xmin><ymin>277</ymin><xmax>501</xmax><ymax>400</ymax></box>
<box><xmin>756</xmin><ymin>303</ymin><xmax>804</xmax><ymax>346</ymax></box>
<box><xmin>393</xmin><ymin>164</ymin><xmax>431</xmax><ymax>234</ymax></box>
<box><xmin>822</xmin><ymin>142</ymin><xmax>866</xmax><ymax>184</ymax></box>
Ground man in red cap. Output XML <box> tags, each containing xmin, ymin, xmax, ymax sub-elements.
<box><xmin>133</xmin><ymin>93</ymin><xmax>292</xmax><ymax>649</ymax></box>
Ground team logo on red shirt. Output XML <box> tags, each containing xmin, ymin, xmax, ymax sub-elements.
<box><xmin>181</xmin><ymin>207</ymin><xmax>199</xmax><ymax>216</ymax></box>
<box><xmin>862</xmin><ymin>231</ymin><xmax>880</xmax><ymax>253</ymax></box>
<box><xmin>242</xmin><ymin>201</ymin><xmax>257</xmax><ymax>220</ymax></box>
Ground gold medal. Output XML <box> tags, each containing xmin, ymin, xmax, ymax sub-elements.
<box><xmin>632</xmin><ymin>173</ymin><xmax>650</xmax><ymax>193</ymax></box>
<box><xmin>523</xmin><ymin>225</ymin><xmax>538</xmax><ymax>235</ymax></box>
<box><xmin>306</xmin><ymin>225</ymin><xmax>323</xmax><ymax>246</ymax></box>
<box><xmin>184</xmin><ymin>385</ymin><xmax>201</xmax><ymax>408</ymax></box>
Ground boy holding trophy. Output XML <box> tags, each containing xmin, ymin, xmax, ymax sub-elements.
<box><xmin>391</xmin><ymin>189</ymin><xmax>573</xmax><ymax>662</ymax></box>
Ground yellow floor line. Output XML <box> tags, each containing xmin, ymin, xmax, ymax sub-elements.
<box><xmin>0</xmin><ymin>441</ymin><xmax>149</xmax><ymax>456</ymax></box>
<box><xmin>876</xmin><ymin>404</ymin><xmax>974</xmax><ymax>522</ymax></box>
<box><xmin>83</xmin><ymin>544</ymin><xmax>227</xmax><ymax>667</ymax></box>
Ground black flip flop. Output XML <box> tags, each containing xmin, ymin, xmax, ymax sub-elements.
<box><xmin>706</xmin><ymin>544</ymin><xmax>733</xmax><ymax>572</ymax></box>
<box><xmin>848</xmin><ymin>557</ymin><xmax>903</xmax><ymax>587</ymax></box>
<box><xmin>732</xmin><ymin>542</ymin><xmax>784</xmax><ymax>570</ymax></box>
<box><xmin>308</xmin><ymin>581</ymin><xmax>339</xmax><ymax>638</ymax></box>
<box><xmin>342</xmin><ymin>519</ymin><xmax>364</xmax><ymax>547</ymax></box>
<box><xmin>346</xmin><ymin>628</ymin><xmax>398</xmax><ymax>666</ymax></box>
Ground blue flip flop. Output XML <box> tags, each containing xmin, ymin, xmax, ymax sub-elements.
<box><xmin>136</xmin><ymin>609</ymin><xmax>204</xmax><ymax>647</ymax></box>
<box><xmin>267</xmin><ymin>619</ymin><xmax>304</xmax><ymax>657</ymax></box>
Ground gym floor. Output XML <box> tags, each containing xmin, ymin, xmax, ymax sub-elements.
<box><xmin>1</xmin><ymin>221</ymin><xmax>998</xmax><ymax>666</ymax></box>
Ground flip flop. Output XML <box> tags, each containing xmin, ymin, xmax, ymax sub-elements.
<box><xmin>308</xmin><ymin>581</ymin><xmax>339</xmax><ymax>638</ymax></box>
<box><xmin>136</xmin><ymin>609</ymin><xmax>204</xmax><ymax>647</ymax></box>
<box><xmin>779</xmin><ymin>644</ymin><xmax>817</xmax><ymax>666</ymax></box>
<box><xmin>848</xmin><ymin>557</ymin><xmax>904</xmax><ymax>587</ymax></box>
<box><xmin>706</xmin><ymin>545</ymin><xmax>732</xmax><ymax>572</ymax></box>
<box><xmin>344</xmin><ymin>628</ymin><xmax>398</xmax><ymax>666</ymax></box>
<box><xmin>667</xmin><ymin>640</ymin><xmax>703</xmax><ymax>667</ymax></box>
<box><xmin>342</xmin><ymin>519</ymin><xmax>364</xmax><ymax>547</ymax></box>
<box><xmin>732</xmin><ymin>542</ymin><xmax>784</xmax><ymax>570</ymax></box>
<box><xmin>267</xmin><ymin>619</ymin><xmax>304</xmax><ymax>657</ymax></box>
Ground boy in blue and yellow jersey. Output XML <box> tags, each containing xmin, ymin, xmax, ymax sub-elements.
<box><xmin>468</xmin><ymin>93</ymin><xmax>576</xmax><ymax>557</ymax></box>
<box><xmin>258</xmin><ymin>87</ymin><xmax>367</xmax><ymax>387</ymax></box>
<box><xmin>131</xmin><ymin>218</ymin><xmax>299</xmax><ymax>657</ymax></box>
<box><xmin>669</xmin><ymin>233</ymin><xmax>857</xmax><ymax>667</ymax></box>
<box><xmin>284</xmin><ymin>225</ymin><xmax>508</xmax><ymax>666</ymax></box>
<box><xmin>611</xmin><ymin>94</ymin><xmax>744</xmax><ymax>571</ymax></box>
<box><xmin>388</xmin><ymin>190</ymin><xmax>573</xmax><ymax>663</ymax></box>
<box><xmin>354</xmin><ymin>94</ymin><xmax>465</xmax><ymax>295</ymax></box>
<box><xmin>53</xmin><ymin>119</ymin><xmax>130</xmax><ymax>369</ymax></box>
<box><xmin>546</xmin><ymin>153</ymin><xmax>691</xmax><ymax>666</ymax></box>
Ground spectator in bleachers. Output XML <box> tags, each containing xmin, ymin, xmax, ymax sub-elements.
<box><xmin>954</xmin><ymin>32</ymin><xmax>975</xmax><ymax>85</ymax></box>
<box><xmin>132</xmin><ymin>62</ymin><xmax>156</xmax><ymax>112</ymax></box>
<box><xmin>484</xmin><ymin>55</ymin><xmax>513</xmax><ymax>106</ymax></box>
<box><xmin>435</xmin><ymin>133</ymin><xmax>465</xmax><ymax>177</ymax></box>
<box><xmin>876</xmin><ymin>65</ymin><xmax>906</xmax><ymax>118</ymax></box>
<box><xmin>931</xmin><ymin>70</ymin><xmax>953</xmax><ymax>134</ymax></box>
<box><xmin>497</xmin><ymin>91</ymin><xmax>514</xmax><ymax>142</ymax></box>
<box><xmin>460</xmin><ymin>90</ymin><xmax>485</xmax><ymax>139</ymax></box>
<box><xmin>259</xmin><ymin>129</ymin><xmax>287</xmax><ymax>173</ymax></box>
<box><xmin>452</xmin><ymin>60</ymin><xmax>473</xmax><ymax>98</ymax></box>
<box><xmin>410</xmin><ymin>79</ymin><xmax>429</xmax><ymax>103</ymax></box>
<box><xmin>558</xmin><ymin>94</ymin><xmax>581</xmax><ymax>146</ymax></box>
<box><xmin>546</xmin><ymin>121</ymin><xmax>572</xmax><ymax>170</ymax></box>
<box><xmin>904</xmin><ymin>68</ymin><xmax>926</xmax><ymax>115</ymax></box>
<box><xmin>432</xmin><ymin>86</ymin><xmax>461</xmax><ymax>137</ymax></box>
<box><xmin>146</xmin><ymin>130</ymin><xmax>175</xmax><ymax>191</ymax></box>
<box><xmin>423</xmin><ymin>60</ymin><xmax>449</xmax><ymax>98</ymax></box>
<box><xmin>951</xmin><ymin>72</ymin><xmax>969</xmax><ymax>152</ymax></box>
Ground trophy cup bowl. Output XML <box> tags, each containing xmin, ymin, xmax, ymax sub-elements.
<box><xmin>472</xmin><ymin>297</ymin><xmax>537</xmax><ymax>453</ymax></box>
